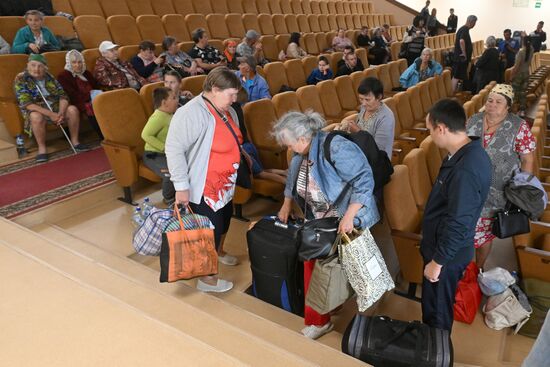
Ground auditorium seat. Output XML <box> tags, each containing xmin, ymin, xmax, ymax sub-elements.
<box><xmin>297</xmin><ymin>15</ymin><xmax>311</xmax><ymax>33</ymax></box>
<box><xmin>275</xmin><ymin>34</ymin><xmax>290</xmax><ymax>55</ymax></box>
<box><xmin>393</xmin><ymin>92</ymin><xmax>429</xmax><ymax>141</ymax></box>
<box><xmin>136</xmin><ymin>15</ymin><xmax>166</xmax><ymax>44</ymax></box>
<box><xmin>242</xmin><ymin>0</ymin><xmax>258</xmax><ymax>14</ymax></box>
<box><xmin>180</xmin><ymin>75</ymin><xmax>207</xmax><ymax>100</ymax></box>
<box><xmin>335</xmin><ymin>1</ymin><xmax>344</xmax><ymax>14</ymax></box>
<box><xmin>264</xmin><ymin>62</ymin><xmax>289</xmax><ymax>95</ymax></box>
<box><xmin>0</xmin><ymin>54</ymin><xmax>28</xmax><ymax>137</ymax></box>
<box><xmin>290</xmin><ymin>0</ymin><xmax>303</xmax><ymax>14</ymax></box>
<box><xmin>402</xmin><ymin>148</ymin><xmax>432</xmax><ymax>209</ymax></box>
<box><xmin>172</xmin><ymin>0</ymin><xmax>194</xmax><ymax>16</ymax></box>
<box><xmin>383</xmin><ymin>165</ymin><xmax>424</xmax><ymax>298</ymax></box>
<box><xmin>43</xmin><ymin>51</ymin><xmax>68</xmax><ymax>78</ymax></box>
<box><xmin>98</xmin><ymin>0</ymin><xmax>130</xmax><ymax>17</ymax></box>
<box><xmin>256</xmin><ymin>0</ymin><xmax>271</xmax><ymax>14</ymax></box>
<box><xmin>345</xmin><ymin>30</ymin><xmax>358</xmax><ymax>45</ymax></box>
<box><xmin>308</xmin><ymin>15</ymin><xmax>321</xmax><ymax>33</ymax></box>
<box><xmin>419</xmin><ymin>136</ymin><xmax>442</xmax><ymax>185</ymax></box>
<box><xmin>303</xmin><ymin>33</ymin><xmax>319</xmax><ymax>55</ymax></box>
<box><xmin>118</xmin><ymin>45</ymin><xmax>139</xmax><ymax>62</ymax></box>
<box><xmin>151</xmin><ymin>0</ymin><xmax>176</xmax><ymax>16</ymax></box>
<box><xmin>259</xmin><ymin>35</ymin><xmax>279</xmax><ymax>61</ymax></box>
<box><xmin>336</xmin><ymin>15</ymin><xmax>346</xmax><ymax>30</ymax></box>
<box><xmin>355</xmin><ymin>48</ymin><xmax>368</xmax><ymax>69</ymax></box>
<box><xmin>325</xmin><ymin>31</ymin><xmax>337</xmax><ymax>50</ymax></box>
<box><xmin>279</xmin><ymin>0</ymin><xmax>293</xmax><ymax>14</ymax></box>
<box><xmin>328</xmin><ymin>1</ymin><xmax>337</xmax><ymax>15</ymax></box>
<box><xmin>310</xmin><ymin>0</ymin><xmax>321</xmax><ymax>15</ymax></box>
<box><xmin>162</xmin><ymin>14</ymin><xmax>191</xmax><ymax>43</ymax></box>
<box><xmin>0</xmin><ymin>17</ymin><xmax>26</xmax><ymax>44</ymax></box>
<box><xmin>242</xmin><ymin>14</ymin><xmax>262</xmax><ymax>34</ymax></box>
<box><xmin>268</xmin><ymin>0</ymin><xmax>282</xmax><ymax>14</ymax></box>
<box><xmin>206</xmin><ymin>14</ymin><xmax>231</xmax><ymax>40</ymax></box>
<box><xmin>284</xmin><ymin>14</ymin><xmax>300</xmax><ymax>34</ymax></box>
<box><xmin>388</xmin><ymin>61</ymin><xmax>402</xmax><ymax>91</ymax></box>
<box><xmin>258</xmin><ymin>14</ymin><xmax>276</xmax><ymax>35</ymax></box>
<box><xmin>327</xmin><ymin>15</ymin><xmax>338</xmax><ymax>31</ymax></box>
<box><xmin>317</xmin><ymin>79</ymin><xmax>355</xmax><ymax>121</ymax></box>
<box><xmin>296</xmin><ymin>85</ymin><xmax>335</xmax><ymax>124</ymax></box>
<box><xmin>284</xmin><ymin>59</ymin><xmax>307</xmax><ymax>90</ymax></box>
<box><xmin>52</xmin><ymin>0</ymin><xmax>74</xmax><ymax>15</ymax></box>
<box><xmin>315</xmin><ymin>33</ymin><xmax>329</xmax><ymax>53</ymax></box>
<box><xmin>82</xmin><ymin>48</ymin><xmax>101</xmax><ymax>72</ymax></box>
<box><xmin>226</xmin><ymin>14</ymin><xmax>246</xmax><ymax>39</ymax></box>
<box><xmin>69</xmin><ymin>0</ymin><xmax>104</xmax><ymax>17</ymax></box>
<box><xmin>353</xmin><ymin>15</ymin><xmax>362</xmax><ymax>30</ymax></box>
<box><xmin>383</xmin><ymin>97</ymin><xmax>419</xmax><ymax>149</ymax></box>
<box><xmin>513</xmin><ymin>222</ymin><xmax>550</xmax><ymax>282</ymax></box>
<box><xmin>349</xmin><ymin>70</ymin><xmax>364</xmax><ymax>99</ymax></box>
<box><xmin>462</xmin><ymin>100</ymin><xmax>476</xmax><ymax>119</ymax></box>
<box><xmin>192</xmin><ymin>0</ymin><xmax>213</xmax><ymax>15</ymax></box>
<box><xmin>334</xmin><ymin>75</ymin><xmax>359</xmax><ymax>112</ymax></box>
<box><xmin>302</xmin><ymin>0</ymin><xmax>312</xmax><ymax>14</ymax></box>
<box><xmin>228</xmin><ymin>0</ymin><xmax>245</xmax><ymax>14</ymax></box>
<box><xmin>319</xmin><ymin>1</ymin><xmax>329</xmax><ymax>15</ymax></box>
<box><xmin>343</xmin><ymin>2</ymin><xmax>351</xmax><ymax>15</ymax></box>
<box><xmin>272</xmin><ymin>91</ymin><xmax>301</xmax><ymax>118</ymax></box>
<box><xmin>209</xmin><ymin>39</ymin><xmax>224</xmax><ymax>53</ymax></box>
<box><xmin>93</xmin><ymin>88</ymin><xmax>161</xmax><ymax>203</ymax></box>
<box><xmin>184</xmin><ymin>14</ymin><xmax>209</xmax><ymax>40</ymax></box>
<box><xmin>74</xmin><ymin>15</ymin><xmax>112</xmax><ymax>50</ymax></box>
<box><xmin>318</xmin><ymin>15</ymin><xmax>330</xmax><ymax>33</ymax></box>
<box><xmin>243</xmin><ymin>99</ymin><xmax>288</xmax><ymax>170</ymax></box>
<box><xmin>126</xmin><ymin>0</ymin><xmax>154</xmax><ymax>17</ymax></box>
<box><xmin>301</xmin><ymin>55</ymin><xmax>318</xmax><ymax>77</ymax></box>
<box><xmin>329</xmin><ymin>51</ymin><xmax>342</xmax><ymax>73</ymax></box>
<box><xmin>43</xmin><ymin>16</ymin><xmax>76</xmax><ymax>39</ymax></box>
<box><xmin>417</xmin><ymin>81</ymin><xmax>433</xmax><ymax>117</ymax></box>
<box><xmin>107</xmin><ymin>15</ymin><xmax>142</xmax><ymax>46</ymax></box>
<box><xmin>139</xmin><ymin>81</ymin><xmax>164</xmax><ymax>116</ymax></box>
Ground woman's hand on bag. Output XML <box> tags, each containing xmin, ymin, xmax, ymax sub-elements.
<box><xmin>278</xmin><ymin>197</ymin><xmax>293</xmax><ymax>223</ymax></box>
<box><xmin>338</xmin><ymin>214</ymin><xmax>355</xmax><ymax>234</ymax></box>
<box><xmin>175</xmin><ymin>190</ymin><xmax>190</xmax><ymax>206</ymax></box>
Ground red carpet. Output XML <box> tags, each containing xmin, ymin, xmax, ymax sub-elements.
<box><xmin>0</xmin><ymin>147</ymin><xmax>114</xmax><ymax>218</ymax></box>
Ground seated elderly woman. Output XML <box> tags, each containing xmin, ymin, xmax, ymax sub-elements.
<box><xmin>12</xmin><ymin>10</ymin><xmax>60</xmax><ymax>54</ymax></box>
<box><xmin>93</xmin><ymin>41</ymin><xmax>147</xmax><ymax>91</ymax></box>
<box><xmin>399</xmin><ymin>48</ymin><xmax>443</xmax><ymax>88</ymax></box>
<box><xmin>274</xmin><ymin>110</ymin><xmax>379</xmax><ymax>340</ymax></box>
<box><xmin>332</xmin><ymin>28</ymin><xmax>353</xmax><ymax>52</ymax></box>
<box><xmin>57</xmin><ymin>50</ymin><xmax>103</xmax><ymax>139</ymax></box>
<box><xmin>130</xmin><ymin>40</ymin><xmax>165</xmax><ymax>83</ymax></box>
<box><xmin>161</xmin><ymin>36</ymin><xmax>202</xmax><ymax>76</ymax></box>
<box><xmin>15</xmin><ymin>54</ymin><xmax>88</xmax><ymax>163</ymax></box>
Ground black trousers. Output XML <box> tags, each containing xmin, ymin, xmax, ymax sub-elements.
<box><xmin>142</xmin><ymin>152</ymin><xmax>175</xmax><ymax>202</ymax></box>
<box><xmin>421</xmin><ymin>259</ymin><xmax>469</xmax><ymax>331</ymax></box>
<box><xmin>189</xmin><ymin>198</ymin><xmax>233</xmax><ymax>251</ymax></box>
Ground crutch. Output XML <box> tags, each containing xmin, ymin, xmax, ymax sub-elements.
<box><xmin>35</xmin><ymin>85</ymin><xmax>77</xmax><ymax>154</ymax></box>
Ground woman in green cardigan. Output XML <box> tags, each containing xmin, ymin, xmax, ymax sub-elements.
<box><xmin>12</xmin><ymin>10</ymin><xmax>60</xmax><ymax>54</ymax></box>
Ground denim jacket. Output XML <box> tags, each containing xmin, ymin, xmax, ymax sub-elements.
<box><xmin>284</xmin><ymin>132</ymin><xmax>380</xmax><ymax>229</ymax></box>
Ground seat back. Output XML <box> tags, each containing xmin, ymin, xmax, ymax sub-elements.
<box><xmin>419</xmin><ymin>136</ymin><xmax>442</xmax><ymax>184</ymax></box>
<box><xmin>242</xmin><ymin>14</ymin><xmax>261</xmax><ymax>35</ymax></box>
<box><xmin>43</xmin><ymin>51</ymin><xmax>68</xmax><ymax>78</ymax></box>
<box><xmin>0</xmin><ymin>54</ymin><xmax>28</xmax><ymax>137</ymax></box>
<box><xmin>69</xmin><ymin>0</ymin><xmax>104</xmax><ymax>16</ymax></box>
<box><xmin>243</xmin><ymin>99</ymin><xmax>287</xmax><ymax>169</ymax></box>
<box><xmin>417</xmin><ymin>81</ymin><xmax>432</xmax><ymax>116</ymax></box>
<box><xmin>162</xmin><ymin>14</ymin><xmax>191</xmax><ymax>42</ymax></box>
<box><xmin>350</xmin><ymin>71</ymin><xmax>364</xmax><ymax>100</ymax></box>
<box><xmin>180</xmin><ymin>75</ymin><xmax>207</xmax><ymax>96</ymax></box>
<box><xmin>206</xmin><ymin>14</ymin><xmax>230</xmax><ymax>40</ymax></box>
<box><xmin>393</xmin><ymin>92</ymin><xmax>416</xmax><ymax>130</ymax></box>
<box><xmin>271</xmin><ymin>14</ymin><xmax>288</xmax><ymax>34</ymax></box>
<box><xmin>334</xmin><ymin>75</ymin><xmax>358</xmax><ymax>111</ymax></box>
<box><xmin>336</xmin><ymin>15</ymin><xmax>346</xmax><ymax>30</ymax></box>
<box><xmin>315</xmin><ymin>32</ymin><xmax>328</xmax><ymax>52</ymax></box>
<box><xmin>383</xmin><ymin>165</ymin><xmax>422</xmax><ymax>233</ymax></box>
<box><xmin>228</xmin><ymin>0</ymin><xmax>244</xmax><ymax>13</ymax></box>
<box><xmin>82</xmin><ymin>48</ymin><xmax>101</xmax><ymax>72</ymax></box>
<box><xmin>285</xmin><ymin>59</ymin><xmax>307</xmax><ymax>90</ymax></box>
<box><xmin>136</xmin><ymin>15</ymin><xmax>166</xmax><ymax>44</ymax></box>
<box><xmin>225</xmin><ymin>14</ymin><xmax>246</xmax><ymax>38</ymax></box>
<box><xmin>402</xmin><ymin>148</ymin><xmax>432</xmax><ymax>208</ymax></box>
<box><xmin>388</xmin><ymin>61</ymin><xmax>401</xmax><ymax>90</ymax></box>
<box><xmin>242</xmin><ymin>0</ymin><xmax>258</xmax><ymax>14</ymax></box>
<box><xmin>329</xmin><ymin>51</ymin><xmax>342</xmax><ymax>72</ymax></box>
<box><xmin>276</xmin><ymin>34</ymin><xmax>290</xmax><ymax>55</ymax></box>
<box><xmin>192</xmin><ymin>0</ymin><xmax>213</xmax><ymax>15</ymax></box>
<box><xmin>173</xmin><ymin>0</ymin><xmax>194</xmax><ymax>15</ymax></box>
<box><xmin>308</xmin><ymin>14</ymin><xmax>321</xmax><ymax>32</ymax></box>
<box><xmin>139</xmin><ymin>81</ymin><xmax>164</xmax><ymax>116</ymax></box>
<box><xmin>291</xmin><ymin>0</ymin><xmax>303</xmax><ymax>14</ymax></box>
<box><xmin>118</xmin><ymin>45</ymin><xmax>139</xmax><ymax>61</ymax></box>
<box><xmin>151</xmin><ymin>0</ymin><xmax>176</xmax><ymax>16</ymax></box>
<box><xmin>296</xmin><ymin>85</ymin><xmax>325</xmax><ymax>116</ymax></box>
<box><xmin>406</xmin><ymin>85</ymin><xmax>424</xmax><ymax>122</ymax></box>
<box><xmin>279</xmin><ymin>0</ymin><xmax>292</xmax><ymax>14</ymax></box>
<box><xmin>355</xmin><ymin>48</ymin><xmax>369</xmax><ymax>69</ymax></box>
<box><xmin>382</xmin><ymin>97</ymin><xmax>403</xmax><ymax>137</ymax></box>
<box><xmin>0</xmin><ymin>17</ymin><xmax>26</xmax><ymax>44</ymax></box>
<box><xmin>127</xmin><ymin>0</ymin><xmax>154</xmax><ymax>17</ymax></box>
<box><xmin>297</xmin><ymin>14</ymin><xmax>310</xmax><ymax>33</ymax></box>
<box><xmin>74</xmin><ymin>15</ymin><xmax>112</xmax><ymax>50</ymax></box>
<box><xmin>303</xmin><ymin>33</ymin><xmax>319</xmax><ymax>55</ymax></box>
<box><xmin>43</xmin><ymin>16</ymin><xmax>75</xmax><ymax>38</ymax></box>
<box><xmin>264</xmin><ymin>62</ymin><xmax>289</xmax><ymax>95</ymax></box>
<box><xmin>211</xmin><ymin>0</ymin><xmax>228</xmax><ymax>14</ymax></box>
<box><xmin>256</xmin><ymin>0</ymin><xmax>271</xmax><ymax>14</ymax></box>
<box><xmin>260</xmin><ymin>35</ymin><xmax>279</xmax><ymax>61</ymax></box>
<box><xmin>184</xmin><ymin>14</ymin><xmax>208</xmax><ymax>39</ymax></box>
<box><xmin>52</xmin><ymin>0</ymin><xmax>74</xmax><ymax>14</ymax></box>
<box><xmin>268</xmin><ymin>0</ymin><xmax>282</xmax><ymax>14</ymax></box>
<box><xmin>327</xmin><ymin>15</ymin><xmax>338</xmax><ymax>31</ymax></box>
<box><xmin>318</xmin><ymin>14</ymin><xmax>330</xmax><ymax>32</ymax></box>
<box><xmin>284</xmin><ymin>14</ymin><xmax>300</xmax><ymax>34</ymax></box>
<box><xmin>310</xmin><ymin>0</ymin><xmax>321</xmax><ymax>15</ymax></box>
<box><xmin>462</xmin><ymin>100</ymin><xmax>476</xmax><ymax>119</ymax></box>
<box><xmin>301</xmin><ymin>55</ymin><xmax>318</xmax><ymax>77</ymax></box>
<box><xmin>319</xmin><ymin>1</ymin><xmax>329</xmax><ymax>15</ymax></box>
<box><xmin>107</xmin><ymin>15</ymin><xmax>142</xmax><ymax>46</ymax></box>
<box><xmin>272</xmin><ymin>91</ymin><xmax>301</xmax><ymax>118</ymax></box>
<box><xmin>377</xmin><ymin>64</ymin><xmax>393</xmax><ymax>95</ymax></box>
<box><xmin>258</xmin><ymin>13</ymin><xmax>275</xmax><ymax>35</ymax></box>
<box><xmin>98</xmin><ymin>0</ymin><xmax>130</xmax><ymax>17</ymax></box>
<box><xmin>317</xmin><ymin>79</ymin><xmax>344</xmax><ymax>119</ymax></box>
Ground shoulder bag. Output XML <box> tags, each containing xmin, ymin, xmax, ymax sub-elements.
<box><xmin>492</xmin><ymin>202</ymin><xmax>530</xmax><ymax>239</ymax></box>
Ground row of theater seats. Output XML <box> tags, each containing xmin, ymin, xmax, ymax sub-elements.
<box><xmin>0</xmin><ymin>12</ymin><xmax>398</xmax><ymax>50</ymax></box>
<box><xmin>389</xmin><ymin>33</ymin><xmax>461</xmax><ymax>62</ymax></box>
<box><xmin>384</xmin><ymin>87</ymin><xmax>550</xmax><ymax>295</ymax></box>
<box><xmin>50</xmin><ymin>0</ymin><xmax>375</xmax><ymax>19</ymax></box>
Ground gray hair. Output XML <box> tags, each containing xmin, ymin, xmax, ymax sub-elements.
<box><xmin>466</xmin><ymin>15</ymin><xmax>477</xmax><ymax>24</ymax></box>
<box><xmin>272</xmin><ymin>110</ymin><xmax>325</xmax><ymax>145</ymax></box>
<box><xmin>24</xmin><ymin>10</ymin><xmax>44</xmax><ymax>19</ymax></box>
<box><xmin>485</xmin><ymin>36</ymin><xmax>496</xmax><ymax>48</ymax></box>
<box><xmin>421</xmin><ymin>47</ymin><xmax>433</xmax><ymax>56</ymax></box>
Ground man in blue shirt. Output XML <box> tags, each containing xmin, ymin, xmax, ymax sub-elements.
<box><xmin>498</xmin><ymin>29</ymin><xmax>519</xmax><ymax>69</ymax></box>
<box><xmin>421</xmin><ymin>99</ymin><xmax>491</xmax><ymax>331</ymax></box>
<box><xmin>235</xmin><ymin>56</ymin><xmax>271</xmax><ymax>103</ymax></box>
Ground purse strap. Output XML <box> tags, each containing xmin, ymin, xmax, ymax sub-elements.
<box><xmin>202</xmin><ymin>95</ymin><xmax>243</xmax><ymax>156</ymax></box>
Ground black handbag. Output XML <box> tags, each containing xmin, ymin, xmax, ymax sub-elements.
<box><xmin>56</xmin><ymin>36</ymin><xmax>84</xmax><ymax>51</ymax></box>
<box><xmin>296</xmin><ymin>156</ymin><xmax>348</xmax><ymax>261</ymax></box>
<box><xmin>202</xmin><ymin>96</ymin><xmax>252</xmax><ymax>189</ymax></box>
<box><xmin>492</xmin><ymin>202</ymin><xmax>530</xmax><ymax>239</ymax></box>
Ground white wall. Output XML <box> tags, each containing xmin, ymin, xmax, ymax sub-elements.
<box><xmin>397</xmin><ymin>0</ymin><xmax>549</xmax><ymax>42</ymax></box>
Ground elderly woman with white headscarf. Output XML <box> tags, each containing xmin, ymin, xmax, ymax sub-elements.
<box><xmin>57</xmin><ymin>50</ymin><xmax>103</xmax><ymax>139</ymax></box>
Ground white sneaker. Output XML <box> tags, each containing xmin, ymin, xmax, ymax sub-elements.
<box><xmin>196</xmin><ymin>278</ymin><xmax>234</xmax><ymax>293</ymax></box>
<box><xmin>301</xmin><ymin>322</ymin><xmax>334</xmax><ymax>340</ymax></box>
<box><xmin>218</xmin><ymin>253</ymin><xmax>239</xmax><ymax>266</ymax></box>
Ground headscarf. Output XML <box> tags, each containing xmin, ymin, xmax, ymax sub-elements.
<box><xmin>64</xmin><ymin>50</ymin><xmax>88</xmax><ymax>81</ymax></box>
<box><xmin>491</xmin><ymin>83</ymin><xmax>514</xmax><ymax>102</ymax></box>
<box><xmin>224</xmin><ymin>40</ymin><xmax>237</xmax><ymax>63</ymax></box>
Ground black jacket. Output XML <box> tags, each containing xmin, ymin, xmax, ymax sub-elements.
<box><xmin>474</xmin><ymin>47</ymin><xmax>502</xmax><ymax>92</ymax></box>
<box><xmin>421</xmin><ymin>138</ymin><xmax>491</xmax><ymax>266</ymax></box>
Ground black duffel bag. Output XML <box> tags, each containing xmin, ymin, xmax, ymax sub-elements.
<box><xmin>342</xmin><ymin>315</ymin><xmax>453</xmax><ymax>367</ymax></box>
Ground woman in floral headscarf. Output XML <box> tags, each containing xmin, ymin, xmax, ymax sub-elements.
<box><xmin>57</xmin><ymin>50</ymin><xmax>103</xmax><ymax>139</ymax></box>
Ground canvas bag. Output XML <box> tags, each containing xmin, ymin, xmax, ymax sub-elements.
<box><xmin>477</xmin><ymin>267</ymin><xmax>516</xmax><ymax>296</ymax></box>
<box><xmin>339</xmin><ymin>230</ymin><xmax>395</xmax><ymax>312</ymax></box>
<box><xmin>483</xmin><ymin>285</ymin><xmax>532</xmax><ymax>333</ymax></box>
<box><xmin>305</xmin><ymin>245</ymin><xmax>354</xmax><ymax>314</ymax></box>
<box><xmin>159</xmin><ymin>207</ymin><xmax>218</xmax><ymax>283</ymax></box>
<box><xmin>132</xmin><ymin>208</ymin><xmax>173</xmax><ymax>256</ymax></box>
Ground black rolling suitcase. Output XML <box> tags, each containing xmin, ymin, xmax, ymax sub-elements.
<box><xmin>342</xmin><ymin>315</ymin><xmax>453</xmax><ymax>367</ymax></box>
<box><xmin>246</xmin><ymin>216</ymin><xmax>304</xmax><ymax>316</ymax></box>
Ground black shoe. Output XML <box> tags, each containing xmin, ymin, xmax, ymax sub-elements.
<box><xmin>35</xmin><ymin>153</ymin><xmax>48</xmax><ymax>163</ymax></box>
<box><xmin>74</xmin><ymin>143</ymin><xmax>90</xmax><ymax>153</ymax></box>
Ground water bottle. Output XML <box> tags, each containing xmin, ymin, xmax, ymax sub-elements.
<box><xmin>15</xmin><ymin>134</ymin><xmax>28</xmax><ymax>157</ymax></box>
<box><xmin>141</xmin><ymin>197</ymin><xmax>154</xmax><ymax>218</ymax></box>
<box><xmin>510</xmin><ymin>270</ymin><xmax>520</xmax><ymax>284</ymax></box>
<box><xmin>132</xmin><ymin>207</ymin><xmax>144</xmax><ymax>228</ymax></box>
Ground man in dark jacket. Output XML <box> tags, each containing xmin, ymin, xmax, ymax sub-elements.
<box><xmin>446</xmin><ymin>8</ymin><xmax>457</xmax><ymax>33</ymax></box>
<box><xmin>335</xmin><ymin>52</ymin><xmax>364</xmax><ymax>77</ymax></box>
<box><xmin>421</xmin><ymin>99</ymin><xmax>491</xmax><ymax>332</ymax></box>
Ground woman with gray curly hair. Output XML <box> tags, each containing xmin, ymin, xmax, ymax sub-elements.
<box><xmin>273</xmin><ymin>110</ymin><xmax>379</xmax><ymax>340</ymax></box>
<box><xmin>473</xmin><ymin>35</ymin><xmax>501</xmax><ymax>93</ymax></box>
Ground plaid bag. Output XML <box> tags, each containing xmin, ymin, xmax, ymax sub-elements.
<box><xmin>132</xmin><ymin>208</ymin><xmax>174</xmax><ymax>256</ymax></box>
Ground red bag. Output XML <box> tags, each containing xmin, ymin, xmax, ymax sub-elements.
<box><xmin>454</xmin><ymin>262</ymin><xmax>482</xmax><ymax>324</ymax></box>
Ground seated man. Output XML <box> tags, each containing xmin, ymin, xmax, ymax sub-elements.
<box><xmin>399</xmin><ymin>48</ymin><xmax>443</xmax><ymax>88</ymax></box>
<box><xmin>141</xmin><ymin>87</ymin><xmax>178</xmax><ymax>205</ymax></box>
<box><xmin>337</xmin><ymin>46</ymin><xmax>365</xmax><ymax>70</ymax></box>
<box><xmin>188</xmin><ymin>28</ymin><xmax>226</xmax><ymax>73</ymax></box>
<box><xmin>237</xmin><ymin>29</ymin><xmax>268</xmax><ymax>66</ymax></box>
<box><xmin>93</xmin><ymin>41</ymin><xmax>147</xmax><ymax>91</ymax></box>
<box><xmin>163</xmin><ymin>70</ymin><xmax>194</xmax><ymax>107</ymax></box>
<box><xmin>14</xmin><ymin>54</ymin><xmax>88</xmax><ymax>163</ymax></box>
<box><xmin>235</xmin><ymin>56</ymin><xmax>271</xmax><ymax>103</ymax></box>
<box><xmin>335</xmin><ymin>52</ymin><xmax>364</xmax><ymax>77</ymax></box>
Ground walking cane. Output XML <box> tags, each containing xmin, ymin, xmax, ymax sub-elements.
<box><xmin>35</xmin><ymin>85</ymin><xmax>77</xmax><ymax>154</ymax></box>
